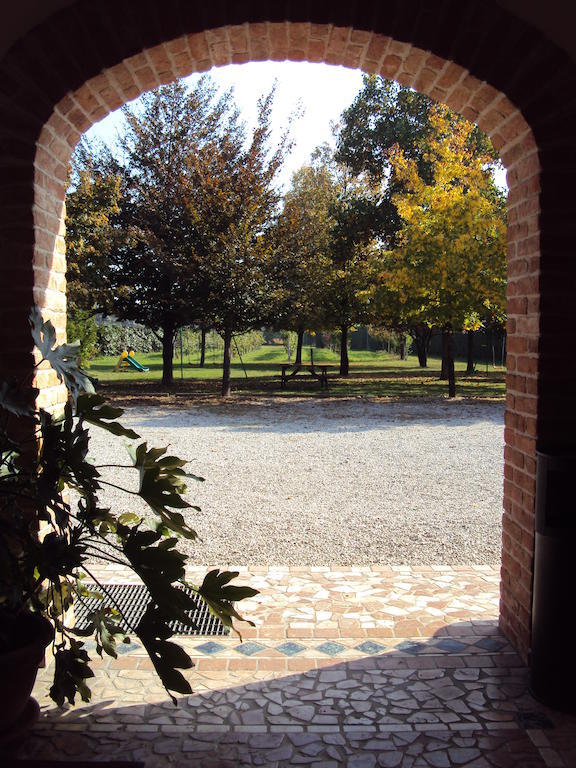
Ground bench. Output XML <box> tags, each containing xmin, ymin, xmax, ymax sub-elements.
<box><xmin>280</xmin><ymin>363</ymin><xmax>332</xmax><ymax>389</ymax></box>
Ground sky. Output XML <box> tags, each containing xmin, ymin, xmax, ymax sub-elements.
<box><xmin>85</xmin><ymin>60</ymin><xmax>506</xmax><ymax>191</ymax></box>
<box><xmin>85</xmin><ymin>61</ymin><xmax>365</xmax><ymax>191</ymax></box>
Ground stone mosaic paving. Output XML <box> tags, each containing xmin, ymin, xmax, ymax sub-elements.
<box><xmin>6</xmin><ymin>566</ymin><xmax>576</xmax><ymax>766</ymax></box>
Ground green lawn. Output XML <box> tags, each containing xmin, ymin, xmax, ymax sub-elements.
<box><xmin>90</xmin><ymin>345</ymin><xmax>505</xmax><ymax>400</ymax></box>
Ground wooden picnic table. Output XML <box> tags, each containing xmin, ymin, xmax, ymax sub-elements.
<box><xmin>280</xmin><ymin>363</ymin><xmax>335</xmax><ymax>389</ymax></box>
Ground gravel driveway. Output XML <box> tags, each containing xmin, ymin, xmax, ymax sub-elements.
<box><xmin>87</xmin><ymin>398</ymin><xmax>505</xmax><ymax>567</ymax></box>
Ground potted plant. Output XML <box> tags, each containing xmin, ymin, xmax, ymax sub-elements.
<box><xmin>0</xmin><ymin>307</ymin><xmax>257</xmax><ymax>738</ymax></box>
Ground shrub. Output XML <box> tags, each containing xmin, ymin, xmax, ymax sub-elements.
<box><xmin>67</xmin><ymin>309</ymin><xmax>99</xmax><ymax>366</ymax></box>
<box><xmin>97</xmin><ymin>321</ymin><xmax>163</xmax><ymax>356</ymax></box>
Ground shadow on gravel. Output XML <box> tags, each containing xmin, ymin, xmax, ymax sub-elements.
<box><xmin>130</xmin><ymin>399</ymin><xmax>505</xmax><ymax>435</ymax></box>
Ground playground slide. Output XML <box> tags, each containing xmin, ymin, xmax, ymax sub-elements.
<box><xmin>126</xmin><ymin>355</ymin><xmax>150</xmax><ymax>372</ymax></box>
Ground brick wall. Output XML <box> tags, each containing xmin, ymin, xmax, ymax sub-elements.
<box><xmin>1</xmin><ymin>0</ymin><xmax>574</xmax><ymax>662</ymax></box>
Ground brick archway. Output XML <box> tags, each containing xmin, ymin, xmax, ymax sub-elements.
<box><xmin>1</xmin><ymin>0</ymin><xmax>575</xmax><ymax>665</ymax></box>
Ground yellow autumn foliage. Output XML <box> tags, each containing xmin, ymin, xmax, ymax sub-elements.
<box><xmin>378</xmin><ymin>105</ymin><xmax>507</xmax><ymax>332</ymax></box>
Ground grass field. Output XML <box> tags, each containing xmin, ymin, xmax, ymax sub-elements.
<box><xmin>91</xmin><ymin>345</ymin><xmax>505</xmax><ymax>401</ymax></box>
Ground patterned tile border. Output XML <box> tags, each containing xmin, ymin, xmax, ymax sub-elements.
<box><xmin>178</xmin><ymin>634</ymin><xmax>516</xmax><ymax>658</ymax></box>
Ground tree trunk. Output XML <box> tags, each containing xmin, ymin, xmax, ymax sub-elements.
<box><xmin>161</xmin><ymin>321</ymin><xmax>175</xmax><ymax>386</ymax></box>
<box><xmin>199</xmin><ymin>327</ymin><xmax>206</xmax><ymax>368</ymax></box>
<box><xmin>466</xmin><ymin>329</ymin><xmax>475</xmax><ymax>375</ymax></box>
<box><xmin>221</xmin><ymin>327</ymin><xmax>233</xmax><ymax>398</ymax></box>
<box><xmin>413</xmin><ymin>325</ymin><xmax>430</xmax><ymax>368</ymax></box>
<box><xmin>440</xmin><ymin>329</ymin><xmax>449</xmax><ymax>380</ymax></box>
<box><xmin>415</xmin><ymin>336</ymin><xmax>427</xmax><ymax>367</ymax></box>
<box><xmin>295</xmin><ymin>326</ymin><xmax>305</xmax><ymax>366</ymax></box>
<box><xmin>398</xmin><ymin>334</ymin><xmax>407</xmax><ymax>360</ymax></box>
<box><xmin>315</xmin><ymin>331</ymin><xmax>325</xmax><ymax>349</ymax></box>
<box><xmin>445</xmin><ymin>327</ymin><xmax>456</xmax><ymax>398</ymax></box>
<box><xmin>339</xmin><ymin>324</ymin><xmax>349</xmax><ymax>376</ymax></box>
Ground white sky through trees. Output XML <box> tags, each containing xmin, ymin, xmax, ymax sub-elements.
<box><xmin>84</xmin><ymin>61</ymin><xmax>506</xmax><ymax>191</ymax></box>
<box><xmin>85</xmin><ymin>62</ymin><xmax>363</xmax><ymax>191</ymax></box>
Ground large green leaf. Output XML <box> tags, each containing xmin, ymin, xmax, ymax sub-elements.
<box><xmin>76</xmin><ymin>393</ymin><xmax>140</xmax><ymax>440</ymax></box>
<box><xmin>121</xmin><ymin>528</ymin><xmax>188</xmax><ymax>583</ymax></box>
<box><xmin>135</xmin><ymin>604</ymin><xmax>194</xmax><ymax>704</ymax></box>
<box><xmin>0</xmin><ymin>380</ymin><xmax>38</xmax><ymax>416</ymax></box>
<box><xmin>92</xmin><ymin>608</ymin><xmax>127</xmax><ymax>659</ymax></box>
<box><xmin>30</xmin><ymin>308</ymin><xmax>95</xmax><ymax>400</ymax></box>
<box><xmin>127</xmin><ymin>442</ymin><xmax>198</xmax><ymax>539</ymax></box>
<box><xmin>50</xmin><ymin>641</ymin><xmax>95</xmax><ymax>706</ymax></box>
<box><xmin>197</xmin><ymin>569</ymin><xmax>258</xmax><ymax>634</ymax></box>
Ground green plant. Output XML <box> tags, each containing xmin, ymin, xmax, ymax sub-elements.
<box><xmin>0</xmin><ymin>308</ymin><xmax>257</xmax><ymax>706</ymax></box>
<box><xmin>66</xmin><ymin>308</ymin><xmax>100</xmax><ymax>367</ymax></box>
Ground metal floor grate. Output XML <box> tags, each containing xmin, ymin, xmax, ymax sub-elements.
<box><xmin>73</xmin><ymin>583</ymin><xmax>229</xmax><ymax>636</ymax></box>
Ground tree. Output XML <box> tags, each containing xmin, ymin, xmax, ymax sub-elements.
<box><xmin>336</xmin><ymin>74</ymin><xmax>497</xmax><ymax>196</ymax></box>
<box><xmin>322</xmin><ymin>173</ymin><xmax>383</xmax><ymax>376</ymax></box>
<box><xmin>270</xmin><ymin>160</ymin><xmax>337</xmax><ymax>364</ymax></box>
<box><xmin>107</xmin><ymin>78</ymin><xmax>235</xmax><ymax>385</ymax></box>
<box><xmin>336</xmin><ymin>75</ymin><xmax>502</xmax><ymax>373</ymax></box>
<box><xmin>184</xmin><ymin>87</ymin><xmax>291</xmax><ymax>396</ymax></box>
<box><xmin>65</xmin><ymin>142</ymin><xmax>123</xmax><ymax>362</ymax></box>
<box><xmin>380</xmin><ymin>105</ymin><xmax>507</xmax><ymax>397</ymax></box>
<box><xmin>336</xmin><ymin>75</ymin><xmax>435</xmax><ymax>184</ymax></box>
<box><xmin>273</xmin><ymin>147</ymin><xmax>383</xmax><ymax>377</ymax></box>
